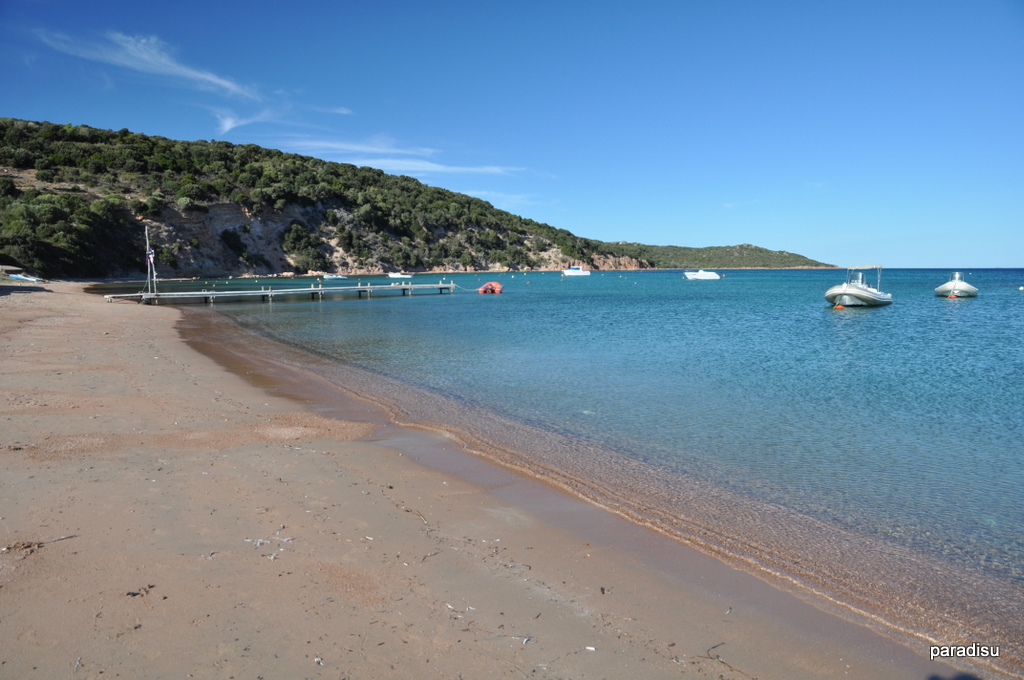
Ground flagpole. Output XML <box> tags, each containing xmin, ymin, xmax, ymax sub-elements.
<box><xmin>144</xmin><ymin>227</ymin><xmax>158</xmax><ymax>296</ymax></box>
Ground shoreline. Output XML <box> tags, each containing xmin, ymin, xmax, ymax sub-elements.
<box><xmin>184</xmin><ymin>285</ymin><xmax>1023</xmax><ymax>679</ymax></box>
<box><xmin>0</xmin><ymin>281</ymin><xmax>993</xmax><ymax>679</ymax></box>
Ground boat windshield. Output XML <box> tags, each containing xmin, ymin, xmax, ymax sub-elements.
<box><xmin>848</xmin><ymin>271</ymin><xmax>866</xmax><ymax>285</ymax></box>
<box><xmin>950</xmin><ymin>272</ymin><xmax>964</xmax><ymax>282</ymax></box>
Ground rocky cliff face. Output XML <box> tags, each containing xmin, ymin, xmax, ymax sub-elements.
<box><xmin>144</xmin><ymin>203</ymin><xmax>308</xmax><ymax>278</ymax></box>
<box><xmin>142</xmin><ymin>202</ymin><xmax>652</xmax><ymax>279</ymax></box>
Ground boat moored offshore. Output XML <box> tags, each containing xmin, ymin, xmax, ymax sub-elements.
<box><xmin>935</xmin><ymin>272</ymin><xmax>978</xmax><ymax>298</ymax></box>
<box><xmin>683</xmin><ymin>270</ymin><xmax>721</xmax><ymax>280</ymax></box>
<box><xmin>825</xmin><ymin>265</ymin><xmax>893</xmax><ymax>307</ymax></box>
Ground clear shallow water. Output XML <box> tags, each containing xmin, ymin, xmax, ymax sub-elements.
<box><xmin>209</xmin><ymin>269</ymin><xmax>1024</xmax><ymax>574</ymax></box>
<box><xmin>125</xmin><ymin>268</ymin><xmax>1024</xmax><ymax>672</ymax></box>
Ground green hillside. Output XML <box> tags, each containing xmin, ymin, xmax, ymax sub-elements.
<box><xmin>0</xmin><ymin>118</ymin><xmax>832</xmax><ymax>278</ymax></box>
<box><xmin>601</xmin><ymin>242</ymin><xmax>832</xmax><ymax>269</ymax></box>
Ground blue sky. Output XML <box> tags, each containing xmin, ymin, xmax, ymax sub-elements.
<box><xmin>2</xmin><ymin>0</ymin><xmax>1021</xmax><ymax>267</ymax></box>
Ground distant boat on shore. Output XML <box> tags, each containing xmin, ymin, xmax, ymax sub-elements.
<box><xmin>825</xmin><ymin>265</ymin><xmax>893</xmax><ymax>307</ymax></box>
<box><xmin>935</xmin><ymin>272</ymin><xmax>977</xmax><ymax>298</ymax></box>
<box><xmin>683</xmin><ymin>270</ymin><xmax>720</xmax><ymax>280</ymax></box>
<box><xmin>562</xmin><ymin>266</ymin><xmax>591</xmax><ymax>276</ymax></box>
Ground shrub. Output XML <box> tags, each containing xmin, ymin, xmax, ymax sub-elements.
<box><xmin>0</xmin><ymin>177</ymin><xmax>17</xmax><ymax>198</ymax></box>
<box><xmin>158</xmin><ymin>247</ymin><xmax>177</xmax><ymax>269</ymax></box>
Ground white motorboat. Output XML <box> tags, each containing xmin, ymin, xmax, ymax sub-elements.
<box><xmin>323</xmin><ymin>274</ymin><xmax>348</xmax><ymax>279</ymax></box>
<box><xmin>683</xmin><ymin>270</ymin><xmax>720</xmax><ymax>280</ymax></box>
<box><xmin>825</xmin><ymin>265</ymin><xmax>893</xmax><ymax>307</ymax></box>
<box><xmin>935</xmin><ymin>272</ymin><xmax>977</xmax><ymax>298</ymax></box>
<box><xmin>387</xmin><ymin>272</ymin><xmax>413</xmax><ymax>279</ymax></box>
<box><xmin>562</xmin><ymin>266</ymin><xmax>590</xmax><ymax>276</ymax></box>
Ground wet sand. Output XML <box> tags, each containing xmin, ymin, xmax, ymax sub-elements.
<box><xmin>0</xmin><ymin>281</ymin><xmax>988</xmax><ymax>679</ymax></box>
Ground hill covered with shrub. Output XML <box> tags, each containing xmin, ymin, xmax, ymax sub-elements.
<box><xmin>0</xmin><ymin>118</ymin><xmax>832</xmax><ymax>278</ymax></box>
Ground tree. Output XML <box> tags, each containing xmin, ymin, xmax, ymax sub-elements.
<box><xmin>282</xmin><ymin>222</ymin><xmax>329</xmax><ymax>273</ymax></box>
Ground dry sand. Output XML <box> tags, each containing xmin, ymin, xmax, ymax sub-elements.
<box><xmin>0</xmin><ymin>281</ymin><xmax>977</xmax><ymax>679</ymax></box>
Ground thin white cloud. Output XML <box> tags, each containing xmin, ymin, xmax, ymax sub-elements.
<box><xmin>36</xmin><ymin>30</ymin><xmax>259</xmax><ymax>100</ymax></box>
<box><xmin>330</xmin><ymin>107</ymin><xmax>354</xmax><ymax>115</ymax></box>
<box><xmin>282</xmin><ymin>134</ymin><xmax>437</xmax><ymax>157</ymax></box>
<box><xmin>270</xmin><ymin>135</ymin><xmax>523</xmax><ymax>175</ymax></box>
<box><xmin>215</xmin><ymin>109</ymin><xmax>276</xmax><ymax>134</ymax></box>
<box><xmin>347</xmin><ymin>157</ymin><xmax>523</xmax><ymax>175</ymax></box>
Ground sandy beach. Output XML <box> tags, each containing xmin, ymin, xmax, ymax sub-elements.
<box><xmin>0</xmin><ymin>281</ymin><xmax>981</xmax><ymax>679</ymax></box>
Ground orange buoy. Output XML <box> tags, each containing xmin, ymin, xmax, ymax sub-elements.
<box><xmin>478</xmin><ymin>282</ymin><xmax>503</xmax><ymax>294</ymax></box>
<box><xmin>834</xmin><ymin>304</ymin><xmax>845</xmax><ymax>309</ymax></box>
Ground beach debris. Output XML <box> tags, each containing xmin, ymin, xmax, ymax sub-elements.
<box><xmin>704</xmin><ymin>642</ymin><xmax>725</xmax><ymax>659</ymax></box>
<box><xmin>1</xmin><ymin>541</ymin><xmax>35</xmax><ymax>555</ymax></box>
<box><xmin>699</xmin><ymin>641</ymin><xmax>752</xmax><ymax>676</ymax></box>
<box><xmin>402</xmin><ymin>507</ymin><xmax>429</xmax><ymax>525</ymax></box>
<box><xmin>585</xmin><ymin>646</ymin><xmax>596</xmax><ymax>651</ymax></box>
<box><xmin>126</xmin><ymin>585</ymin><xmax>156</xmax><ymax>597</ymax></box>
<box><xmin>446</xmin><ymin>603</ymin><xmax>470</xmax><ymax>612</ymax></box>
<box><xmin>74</xmin><ymin>657</ymin><xmax>81</xmax><ymax>673</ymax></box>
<box><xmin>725</xmin><ymin>607</ymin><xmax>732</xmax><ymax>615</ymax></box>
<box><xmin>314</xmin><ymin>656</ymin><xmax>324</xmax><ymax>666</ymax></box>
<box><xmin>245</xmin><ymin>538</ymin><xmax>271</xmax><ymax>548</ymax></box>
<box><xmin>1</xmin><ymin>534</ymin><xmax>77</xmax><ymax>555</ymax></box>
<box><xmin>42</xmin><ymin>533</ymin><xmax>78</xmax><ymax>545</ymax></box>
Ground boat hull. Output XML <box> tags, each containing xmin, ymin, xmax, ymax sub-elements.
<box><xmin>934</xmin><ymin>281</ymin><xmax>978</xmax><ymax>297</ymax></box>
<box><xmin>824</xmin><ymin>284</ymin><xmax>893</xmax><ymax>306</ymax></box>
<box><xmin>684</xmin><ymin>270</ymin><xmax>720</xmax><ymax>280</ymax></box>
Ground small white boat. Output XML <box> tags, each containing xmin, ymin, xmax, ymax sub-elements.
<box><xmin>683</xmin><ymin>270</ymin><xmax>720</xmax><ymax>280</ymax></box>
<box><xmin>8</xmin><ymin>273</ymin><xmax>46</xmax><ymax>282</ymax></box>
<box><xmin>387</xmin><ymin>272</ymin><xmax>413</xmax><ymax>279</ymax></box>
<box><xmin>825</xmin><ymin>265</ymin><xmax>893</xmax><ymax>307</ymax></box>
<box><xmin>562</xmin><ymin>266</ymin><xmax>591</xmax><ymax>276</ymax></box>
<box><xmin>935</xmin><ymin>272</ymin><xmax>977</xmax><ymax>298</ymax></box>
<box><xmin>323</xmin><ymin>274</ymin><xmax>348</xmax><ymax>280</ymax></box>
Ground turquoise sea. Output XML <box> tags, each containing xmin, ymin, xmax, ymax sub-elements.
<box><xmin>113</xmin><ymin>268</ymin><xmax>1024</xmax><ymax>674</ymax></box>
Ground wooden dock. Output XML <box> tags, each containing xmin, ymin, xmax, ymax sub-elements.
<box><xmin>104</xmin><ymin>281</ymin><xmax>457</xmax><ymax>305</ymax></box>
